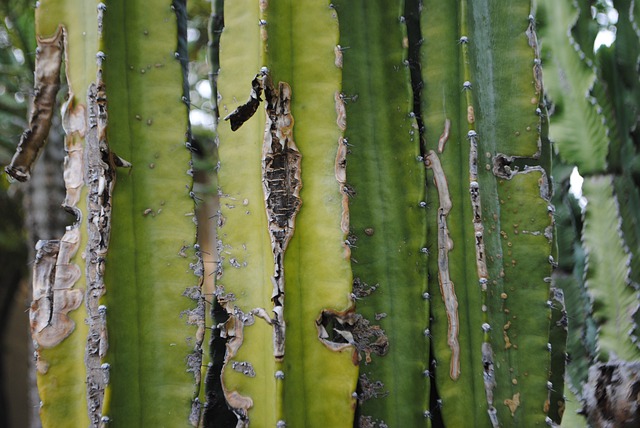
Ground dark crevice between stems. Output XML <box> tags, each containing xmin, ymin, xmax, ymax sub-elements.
<box><xmin>405</xmin><ymin>1</ymin><xmax>445</xmax><ymax>425</ymax></box>
<box><xmin>209</xmin><ymin>0</ymin><xmax>224</xmax><ymax>124</ymax></box>
<box><xmin>202</xmin><ymin>1</ymin><xmax>236</xmax><ymax>426</ymax></box>
<box><xmin>404</xmin><ymin>0</ymin><xmax>427</xmax><ymax>160</ymax></box>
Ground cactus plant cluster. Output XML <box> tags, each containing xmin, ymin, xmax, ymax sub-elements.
<box><xmin>4</xmin><ymin>0</ymin><xmax>639</xmax><ymax>427</ymax></box>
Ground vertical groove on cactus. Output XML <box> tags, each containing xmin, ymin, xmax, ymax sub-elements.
<box><xmin>334</xmin><ymin>0</ymin><xmax>429</xmax><ymax>426</ymax></box>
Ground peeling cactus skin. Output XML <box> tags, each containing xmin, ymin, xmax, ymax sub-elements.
<box><xmin>425</xmin><ymin>150</ymin><xmax>460</xmax><ymax>380</ymax></box>
<box><xmin>261</xmin><ymin>76</ymin><xmax>301</xmax><ymax>360</ymax></box>
<box><xmin>84</xmin><ymin>76</ymin><xmax>114</xmax><ymax>427</ymax></box>
<box><xmin>30</xmin><ymin>231</ymin><xmax>83</xmax><ymax>352</ymax></box>
<box><xmin>5</xmin><ymin>26</ymin><xmax>64</xmax><ymax>182</ymax></box>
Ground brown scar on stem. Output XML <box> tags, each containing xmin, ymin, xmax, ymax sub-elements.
<box><xmin>5</xmin><ymin>26</ymin><xmax>64</xmax><ymax>182</ymax></box>
<box><xmin>334</xmin><ymin>45</ymin><xmax>343</xmax><ymax>69</ymax></box>
<box><xmin>437</xmin><ymin>118</ymin><xmax>451</xmax><ymax>153</ymax></box>
<box><xmin>467</xmin><ymin>131</ymin><xmax>489</xmax><ymax>280</ymax></box>
<box><xmin>30</xmin><ymin>227</ymin><xmax>83</xmax><ymax>352</ymax></box>
<box><xmin>223</xmin><ymin>73</ymin><xmax>264</xmax><ymax>131</ymax></box>
<box><xmin>425</xmin><ymin>150</ymin><xmax>460</xmax><ymax>380</ymax></box>
<box><xmin>316</xmin><ymin>308</ymin><xmax>388</xmax><ymax>365</ymax></box>
<box><xmin>467</xmin><ymin>106</ymin><xmax>475</xmax><ymax>124</ymax></box>
<box><xmin>482</xmin><ymin>342</ymin><xmax>500</xmax><ymax>427</ymax></box>
<box><xmin>334</xmin><ymin>90</ymin><xmax>350</xmax><ymax>258</ymax></box>
<box><xmin>262</xmin><ymin>75</ymin><xmax>301</xmax><ymax>360</ymax></box>
<box><xmin>504</xmin><ymin>392</ymin><xmax>521</xmax><ymax>416</ymax></box>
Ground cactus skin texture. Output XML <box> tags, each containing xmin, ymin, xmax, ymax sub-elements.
<box><xmin>7</xmin><ymin>0</ymin><xmax>201</xmax><ymax>426</ymax></box>
<box><xmin>540</xmin><ymin>0</ymin><xmax>640</xmax><ymax>426</ymax></box>
<box><xmin>7</xmin><ymin>0</ymin><xmax>574</xmax><ymax>426</ymax></box>
<box><xmin>213</xmin><ymin>0</ymin><xmax>557</xmax><ymax>427</ymax></box>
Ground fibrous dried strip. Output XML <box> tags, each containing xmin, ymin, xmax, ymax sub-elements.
<box><xmin>30</xmin><ymin>228</ymin><xmax>83</xmax><ymax>352</ymax></box>
<box><xmin>336</xmin><ymin>137</ymin><xmax>350</xmax><ymax>241</ymax></box>
<box><xmin>357</xmin><ymin>373</ymin><xmax>388</xmax><ymax>403</ymax></box>
<box><xmin>425</xmin><ymin>150</ymin><xmax>460</xmax><ymax>380</ymax></box>
<box><xmin>219</xmin><ymin>308</ymin><xmax>253</xmax><ymax>427</ymax></box>
<box><xmin>468</xmin><ymin>132</ymin><xmax>489</xmax><ymax>281</ymax></box>
<box><xmin>482</xmin><ymin>342</ymin><xmax>499</xmax><ymax>428</ymax></box>
<box><xmin>334</xmin><ymin>93</ymin><xmax>350</xmax><ymax>254</ymax></box>
<box><xmin>5</xmin><ymin>26</ymin><xmax>64</xmax><ymax>182</ymax></box>
<box><xmin>261</xmin><ymin>75</ymin><xmax>301</xmax><ymax>360</ymax></box>
<box><xmin>85</xmin><ymin>72</ymin><xmax>116</xmax><ymax>426</ymax></box>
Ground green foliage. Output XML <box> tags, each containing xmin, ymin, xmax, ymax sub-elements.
<box><xmin>541</xmin><ymin>0</ymin><xmax>640</xmax><ymax>425</ymax></box>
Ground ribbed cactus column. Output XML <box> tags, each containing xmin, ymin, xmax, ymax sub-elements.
<box><xmin>419</xmin><ymin>0</ymin><xmax>555</xmax><ymax>426</ymax></box>
<box><xmin>5</xmin><ymin>0</ymin><xmax>201</xmax><ymax>426</ymax></box>
<box><xmin>335</xmin><ymin>0</ymin><xmax>429</xmax><ymax>426</ymax></box>
<box><xmin>100</xmin><ymin>0</ymin><xmax>202</xmax><ymax>426</ymax></box>
<box><xmin>214</xmin><ymin>1</ymin><xmax>357</xmax><ymax>426</ymax></box>
<box><xmin>22</xmin><ymin>2</ymin><xmax>96</xmax><ymax>426</ymax></box>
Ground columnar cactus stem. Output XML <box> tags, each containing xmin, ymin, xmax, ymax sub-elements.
<box><xmin>8</xmin><ymin>1</ymin><xmax>201</xmax><ymax>426</ymax></box>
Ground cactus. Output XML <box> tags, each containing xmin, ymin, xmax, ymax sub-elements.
<box><xmin>213</xmin><ymin>0</ymin><xmax>556</xmax><ymax>427</ymax></box>
<box><xmin>3</xmin><ymin>0</ymin><xmax>201</xmax><ymax>426</ymax></box>
<box><xmin>2</xmin><ymin>0</ymin><xmax>580</xmax><ymax>427</ymax></box>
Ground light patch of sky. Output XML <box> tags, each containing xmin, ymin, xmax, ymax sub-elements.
<box><xmin>187</xmin><ymin>28</ymin><xmax>200</xmax><ymax>43</ymax></box>
<box><xmin>196</xmin><ymin>80</ymin><xmax>212</xmax><ymax>99</ymax></box>
<box><xmin>190</xmin><ymin>109</ymin><xmax>214</xmax><ymax>130</ymax></box>
<box><xmin>570</xmin><ymin>167</ymin><xmax>588</xmax><ymax>210</ymax></box>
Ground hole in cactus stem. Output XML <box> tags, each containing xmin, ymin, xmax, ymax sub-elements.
<box><xmin>316</xmin><ymin>309</ymin><xmax>388</xmax><ymax>364</ymax></box>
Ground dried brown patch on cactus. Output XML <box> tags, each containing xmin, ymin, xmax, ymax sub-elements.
<box><xmin>504</xmin><ymin>392</ymin><xmax>521</xmax><ymax>416</ymax></box>
<box><xmin>30</xmin><ymin>228</ymin><xmax>83</xmax><ymax>352</ymax></box>
<box><xmin>357</xmin><ymin>373</ymin><xmax>388</xmax><ymax>403</ymax></box>
<box><xmin>352</xmin><ymin>278</ymin><xmax>378</xmax><ymax>300</ymax></box>
<box><xmin>316</xmin><ymin>309</ymin><xmax>388</xmax><ymax>364</ymax></box>
<box><xmin>261</xmin><ymin>75</ymin><xmax>301</xmax><ymax>360</ymax></box>
<box><xmin>223</xmin><ymin>74</ymin><xmax>263</xmax><ymax>131</ymax></box>
<box><xmin>5</xmin><ymin>26</ymin><xmax>64</xmax><ymax>182</ymax></box>
<box><xmin>425</xmin><ymin>150</ymin><xmax>460</xmax><ymax>380</ymax></box>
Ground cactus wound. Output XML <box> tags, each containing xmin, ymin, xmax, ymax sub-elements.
<box><xmin>221</xmin><ymin>70</ymin><xmax>301</xmax><ymax>360</ymax></box>
<box><xmin>85</xmin><ymin>73</ymin><xmax>117</xmax><ymax>424</ymax></box>
<box><xmin>425</xmin><ymin>150</ymin><xmax>460</xmax><ymax>380</ymax></box>
<box><xmin>316</xmin><ymin>309</ymin><xmax>388</xmax><ymax>364</ymax></box>
<box><xmin>262</xmin><ymin>76</ymin><xmax>301</xmax><ymax>360</ymax></box>
<box><xmin>5</xmin><ymin>25</ymin><xmax>64</xmax><ymax>182</ymax></box>
<box><xmin>30</xmin><ymin>229</ymin><xmax>83</xmax><ymax>354</ymax></box>
<box><xmin>223</xmin><ymin>75</ymin><xmax>263</xmax><ymax>131</ymax></box>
